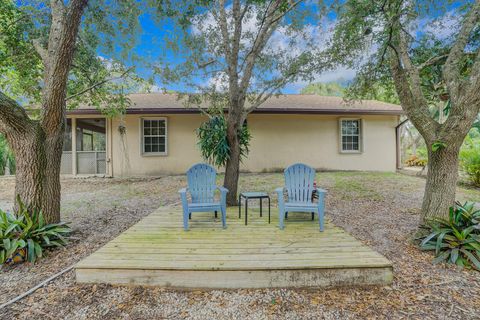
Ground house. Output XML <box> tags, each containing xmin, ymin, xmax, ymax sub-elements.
<box><xmin>62</xmin><ymin>93</ymin><xmax>403</xmax><ymax>177</ymax></box>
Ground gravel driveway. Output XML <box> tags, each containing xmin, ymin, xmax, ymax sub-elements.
<box><xmin>0</xmin><ymin>172</ymin><xmax>479</xmax><ymax>319</ymax></box>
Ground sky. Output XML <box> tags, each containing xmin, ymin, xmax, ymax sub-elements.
<box><xmin>95</xmin><ymin>0</ymin><xmax>463</xmax><ymax>95</ymax></box>
<box><xmin>94</xmin><ymin>1</ymin><xmax>355</xmax><ymax>94</ymax></box>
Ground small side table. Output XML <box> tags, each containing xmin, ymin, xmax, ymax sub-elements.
<box><xmin>238</xmin><ymin>192</ymin><xmax>270</xmax><ymax>225</ymax></box>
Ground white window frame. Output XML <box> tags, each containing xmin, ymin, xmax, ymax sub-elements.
<box><xmin>339</xmin><ymin>118</ymin><xmax>363</xmax><ymax>154</ymax></box>
<box><xmin>140</xmin><ymin>117</ymin><xmax>168</xmax><ymax>156</ymax></box>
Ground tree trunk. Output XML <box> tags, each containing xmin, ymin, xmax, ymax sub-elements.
<box><xmin>223</xmin><ymin>109</ymin><xmax>244</xmax><ymax>206</ymax></box>
<box><xmin>421</xmin><ymin>143</ymin><xmax>461</xmax><ymax>222</ymax></box>
<box><xmin>7</xmin><ymin>122</ymin><xmax>64</xmax><ymax>224</ymax></box>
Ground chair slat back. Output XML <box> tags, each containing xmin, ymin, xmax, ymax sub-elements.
<box><xmin>187</xmin><ymin>163</ymin><xmax>217</xmax><ymax>203</ymax></box>
<box><xmin>284</xmin><ymin>163</ymin><xmax>315</xmax><ymax>203</ymax></box>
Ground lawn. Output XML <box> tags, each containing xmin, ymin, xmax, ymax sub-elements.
<box><xmin>1</xmin><ymin>172</ymin><xmax>479</xmax><ymax>319</ymax></box>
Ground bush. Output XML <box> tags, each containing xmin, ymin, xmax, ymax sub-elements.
<box><xmin>405</xmin><ymin>155</ymin><xmax>427</xmax><ymax>167</ymax></box>
<box><xmin>0</xmin><ymin>134</ymin><xmax>15</xmax><ymax>175</ymax></box>
<box><xmin>197</xmin><ymin>115</ymin><xmax>251</xmax><ymax>167</ymax></box>
<box><xmin>460</xmin><ymin>146</ymin><xmax>480</xmax><ymax>187</ymax></box>
<box><xmin>418</xmin><ymin>202</ymin><xmax>480</xmax><ymax>270</ymax></box>
<box><xmin>0</xmin><ymin>197</ymin><xmax>71</xmax><ymax>265</ymax></box>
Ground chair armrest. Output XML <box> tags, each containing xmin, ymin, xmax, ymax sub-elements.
<box><xmin>217</xmin><ymin>186</ymin><xmax>229</xmax><ymax>194</ymax></box>
<box><xmin>275</xmin><ymin>187</ymin><xmax>285</xmax><ymax>205</ymax></box>
<box><xmin>179</xmin><ymin>187</ymin><xmax>188</xmax><ymax>194</ymax></box>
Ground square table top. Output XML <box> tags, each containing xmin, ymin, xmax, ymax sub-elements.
<box><xmin>240</xmin><ymin>191</ymin><xmax>269</xmax><ymax>198</ymax></box>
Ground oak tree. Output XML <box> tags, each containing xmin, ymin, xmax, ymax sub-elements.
<box><xmin>0</xmin><ymin>0</ymin><xmax>143</xmax><ymax>223</ymax></box>
<box><xmin>333</xmin><ymin>0</ymin><xmax>480</xmax><ymax>220</ymax></box>
<box><xmin>162</xmin><ymin>0</ymin><xmax>330</xmax><ymax>205</ymax></box>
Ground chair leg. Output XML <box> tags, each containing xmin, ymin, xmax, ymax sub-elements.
<box><xmin>221</xmin><ymin>207</ymin><xmax>227</xmax><ymax>229</ymax></box>
<box><xmin>215</xmin><ymin>211</ymin><xmax>218</xmax><ymax>218</ymax></box>
<box><xmin>183</xmin><ymin>209</ymin><xmax>189</xmax><ymax>231</ymax></box>
<box><xmin>279</xmin><ymin>208</ymin><xmax>285</xmax><ymax>230</ymax></box>
<box><xmin>189</xmin><ymin>213</ymin><xmax>192</xmax><ymax>220</ymax></box>
<box><xmin>312</xmin><ymin>212</ymin><xmax>314</xmax><ymax>221</ymax></box>
<box><xmin>285</xmin><ymin>212</ymin><xmax>288</xmax><ymax>220</ymax></box>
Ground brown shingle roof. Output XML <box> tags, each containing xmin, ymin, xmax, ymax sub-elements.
<box><xmin>68</xmin><ymin>93</ymin><xmax>403</xmax><ymax>115</ymax></box>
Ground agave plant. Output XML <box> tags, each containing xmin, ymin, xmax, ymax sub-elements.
<box><xmin>419</xmin><ymin>202</ymin><xmax>480</xmax><ymax>270</ymax></box>
<box><xmin>0</xmin><ymin>196</ymin><xmax>71</xmax><ymax>265</ymax></box>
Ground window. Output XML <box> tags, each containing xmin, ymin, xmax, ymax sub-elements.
<box><xmin>141</xmin><ymin>118</ymin><xmax>167</xmax><ymax>155</ymax></box>
<box><xmin>340</xmin><ymin>119</ymin><xmax>362</xmax><ymax>152</ymax></box>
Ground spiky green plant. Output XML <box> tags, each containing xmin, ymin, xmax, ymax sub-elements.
<box><xmin>0</xmin><ymin>196</ymin><xmax>71</xmax><ymax>265</ymax></box>
<box><xmin>419</xmin><ymin>202</ymin><xmax>480</xmax><ymax>270</ymax></box>
<box><xmin>197</xmin><ymin>115</ymin><xmax>251</xmax><ymax>167</ymax></box>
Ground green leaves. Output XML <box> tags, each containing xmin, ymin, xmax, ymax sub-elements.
<box><xmin>418</xmin><ymin>201</ymin><xmax>480</xmax><ymax>271</ymax></box>
<box><xmin>459</xmin><ymin>138</ymin><xmax>480</xmax><ymax>187</ymax></box>
<box><xmin>431</xmin><ymin>141</ymin><xmax>447</xmax><ymax>152</ymax></box>
<box><xmin>0</xmin><ymin>196</ymin><xmax>71</xmax><ymax>265</ymax></box>
<box><xmin>197</xmin><ymin>115</ymin><xmax>251</xmax><ymax>167</ymax></box>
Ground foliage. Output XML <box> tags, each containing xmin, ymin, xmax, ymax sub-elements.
<box><xmin>0</xmin><ymin>196</ymin><xmax>71</xmax><ymax>265</ymax></box>
<box><xmin>160</xmin><ymin>1</ymin><xmax>330</xmax><ymax>107</ymax></box>
<box><xmin>197</xmin><ymin>116</ymin><xmax>251</xmax><ymax>167</ymax></box>
<box><xmin>0</xmin><ymin>134</ymin><xmax>15</xmax><ymax>175</ymax></box>
<box><xmin>301</xmin><ymin>82</ymin><xmax>345</xmax><ymax>97</ymax></box>
<box><xmin>405</xmin><ymin>155</ymin><xmax>427</xmax><ymax>167</ymax></box>
<box><xmin>460</xmin><ymin>138</ymin><xmax>480</xmax><ymax>187</ymax></box>
<box><xmin>0</xmin><ymin>0</ymin><xmax>148</xmax><ymax>115</ymax></box>
<box><xmin>418</xmin><ymin>202</ymin><xmax>480</xmax><ymax>270</ymax></box>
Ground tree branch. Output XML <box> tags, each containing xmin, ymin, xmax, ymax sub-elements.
<box><xmin>0</xmin><ymin>91</ymin><xmax>33</xmax><ymax>134</ymax></box>
<box><xmin>40</xmin><ymin>0</ymin><xmax>89</xmax><ymax>136</ymax></box>
<box><xmin>32</xmin><ymin>39</ymin><xmax>48</xmax><ymax>65</ymax></box>
<box><xmin>416</xmin><ymin>54</ymin><xmax>448</xmax><ymax>71</ymax></box>
<box><xmin>65</xmin><ymin>67</ymin><xmax>134</xmax><ymax>101</ymax></box>
<box><xmin>443</xmin><ymin>0</ymin><xmax>480</xmax><ymax>102</ymax></box>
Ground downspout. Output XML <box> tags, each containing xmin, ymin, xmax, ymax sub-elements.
<box><xmin>71</xmin><ymin>118</ymin><xmax>77</xmax><ymax>176</ymax></box>
<box><xmin>395</xmin><ymin>118</ymin><xmax>409</xmax><ymax>170</ymax></box>
<box><xmin>108</xmin><ymin>117</ymin><xmax>114</xmax><ymax>177</ymax></box>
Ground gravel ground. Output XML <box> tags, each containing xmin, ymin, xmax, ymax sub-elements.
<box><xmin>0</xmin><ymin>172</ymin><xmax>480</xmax><ymax>319</ymax></box>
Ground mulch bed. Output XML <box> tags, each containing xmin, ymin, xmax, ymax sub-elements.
<box><xmin>0</xmin><ymin>172</ymin><xmax>479</xmax><ymax>319</ymax></box>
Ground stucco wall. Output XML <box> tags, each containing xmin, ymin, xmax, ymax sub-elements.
<box><xmin>109</xmin><ymin>113</ymin><xmax>398</xmax><ymax>177</ymax></box>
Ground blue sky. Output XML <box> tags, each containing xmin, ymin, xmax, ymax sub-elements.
<box><xmin>94</xmin><ymin>1</ymin><xmax>352</xmax><ymax>94</ymax></box>
<box><xmin>96</xmin><ymin>1</ymin><xmax>463</xmax><ymax>94</ymax></box>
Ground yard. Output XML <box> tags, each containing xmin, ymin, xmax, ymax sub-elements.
<box><xmin>1</xmin><ymin>171</ymin><xmax>480</xmax><ymax>319</ymax></box>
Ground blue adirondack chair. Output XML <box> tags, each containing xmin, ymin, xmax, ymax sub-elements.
<box><xmin>276</xmin><ymin>163</ymin><xmax>327</xmax><ymax>231</ymax></box>
<box><xmin>179</xmin><ymin>163</ymin><xmax>228</xmax><ymax>231</ymax></box>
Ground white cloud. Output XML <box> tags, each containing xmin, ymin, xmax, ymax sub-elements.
<box><xmin>416</xmin><ymin>10</ymin><xmax>460</xmax><ymax>41</ymax></box>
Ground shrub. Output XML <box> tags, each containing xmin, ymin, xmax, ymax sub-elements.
<box><xmin>460</xmin><ymin>146</ymin><xmax>480</xmax><ymax>187</ymax></box>
<box><xmin>405</xmin><ymin>155</ymin><xmax>427</xmax><ymax>167</ymax></box>
<box><xmin>197</xmin><ymin>115</ymin><xmax>251</xmax><ymax>167</ymax></box>
<box><xmin>0</xmin><ymin>134</ymin><xmax>15</xmax><ymax>175</ymax></box>
<box><xmin>418</xmin><ymin>202</ymin><xmax>480</xmax><ymax>270</ymax></box>
<box><xmin>0</xmin><ymin>196</ymin><xmax>71</xmax><ymax>265</ymax></box>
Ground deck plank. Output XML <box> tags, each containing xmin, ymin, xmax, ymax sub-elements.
<box><xmin>75</xmin><ymin>206</ymin><xmax>393</xmax><ymax>288</ymax></box>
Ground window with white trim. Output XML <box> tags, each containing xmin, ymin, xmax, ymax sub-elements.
<box><xmin>141</xmin><ymin>118</ymin><xmax>167</xmax><ymax>155</ymax></box>
<box><xmin>340</xmin><ymin>119</ymin><xmax>362</xmax><ymax>152</ymax></box>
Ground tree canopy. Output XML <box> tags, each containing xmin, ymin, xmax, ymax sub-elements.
<box><xmin>0</xmin><ymin>0</ymin><xmax>149</xmax><ymax>116</ymax></box>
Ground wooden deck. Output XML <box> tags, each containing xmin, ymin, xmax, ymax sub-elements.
<box><xmin>75</xmin><ymin>207</ymin><xmax>393</xmax><ymax>289</ymax></box>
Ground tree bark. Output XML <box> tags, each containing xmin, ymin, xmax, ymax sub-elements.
<box><xmin>0</xmin><ymin>0</ymin><xmax>88</xmax><ymax>223</ymax></box>
<box><xmin>7</xmin><ymin>123</ymin><xmax>64</xmax><ymax>224</ymax></box>
<box><xmin>223</xmin><ymin>106</ymin><xmax>244</xmax><ymax>206</ymax></box>
<box><xmin>421</xmin><ymin>143</ymin><xmax>462</xmax><ymax>221</ymax></box>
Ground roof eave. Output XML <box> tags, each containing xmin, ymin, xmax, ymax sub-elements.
<box><xmin>67</xmin><ymin>107</ymin><xmax>404</xmax><ymax>116</ymax></box>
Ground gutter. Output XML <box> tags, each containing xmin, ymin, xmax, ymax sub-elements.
<box><xmin>67</xmin><ymin>107</ymin><xmax>404</xmax><ymax>116</ymax></box>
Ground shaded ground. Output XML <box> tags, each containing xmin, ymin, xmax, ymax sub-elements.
<box><xmin>1</xmin><ymin>172</ymin><xmax>480</xmax><ymax>319</ymax></box>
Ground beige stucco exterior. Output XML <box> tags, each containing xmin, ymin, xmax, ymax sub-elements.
<box><xmin>68</xmin><ymin>113</ymin><xmax>398</xmax><ymax>177</ymax></box>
